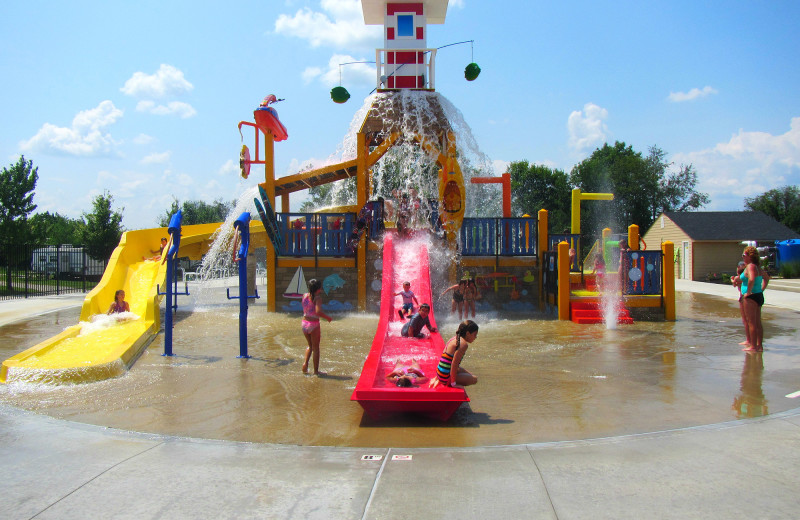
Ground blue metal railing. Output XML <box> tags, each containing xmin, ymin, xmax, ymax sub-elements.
<box><xmin>542</xmin><ymin>251</ymin><xmax>558</xmax><ymax>304</ymax></box>
<box><xmin>276</xmin><ymin>213</ymin><xmax>356</xmax><ymax>257</ymax></box>
<box><xmin>460</xmin><ymin>217</ymin><xmax>538</xmax><ymax>256</ymax></box>
<box><xmin>548</xmin><ymin>234</ymin><xmax>581</xmax><ymax>272</ymax></box>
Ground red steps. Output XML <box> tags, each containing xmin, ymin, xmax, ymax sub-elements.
<box><xmin>570</xmin><ymin>301</ymin><xmax>633</xmax><ymax>325</ymax></box>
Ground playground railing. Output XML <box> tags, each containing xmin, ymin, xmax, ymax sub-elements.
<box><xmin>542</xmin><ymin>251</ymin><xmax>558</xmax><ymax>304</ymax></box>
<box><xmin>276</xmin><ymin>213</ymin><xmax>356</xmax><ymax>257</ymax></box>
<box><xmin>548</xmin><ymin>234</ymin><xmax>581</xmax><ymax>272</ymax></box>
<box><xmin>621</xmin><ymin>250</ymin><xmax>662</xmax><ymax>296</ymax></box>
<box><xmin>460</xmin><ymin>217</ymin><xmax>538</xmax><ymax>257</ymax></box>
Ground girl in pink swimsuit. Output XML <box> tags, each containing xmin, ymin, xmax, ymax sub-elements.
<box><xmin>107</xmin><ymin>290</ymin><xmax>130</xmax><ymax>315</ymax></box>
<box><xmin>301</xmin><ymin>279</ymin><xmax>332</xmax><ymax>375</ymax></box>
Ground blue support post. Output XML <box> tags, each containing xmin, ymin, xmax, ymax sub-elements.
<box><xmin>227</xmin><ymin>212</ymin><xmax>259</xmax><ymax>358</ymax></box>
<box><xmin>159</xmin><ymin>211</ymin><xmax>188</xmax><ymax>357</ymax></box>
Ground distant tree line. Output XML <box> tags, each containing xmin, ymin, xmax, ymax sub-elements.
<box><xmin>744</xmin><ymin>185</ymin><xmax>800</xmax><ymax>234</ymax></box>
<box><xmin>511</xmin><ymin>142</ymin><xmax>711</xmax><ymax>249</ymax></box>
<box><xmin>1</xmin><ymin>157</ymin><xmax>237</xmax><ymax>268</ymax></box>
<box><xmin>5</xmin><ymin>144</ymin><xmax>795</xmax><ymax>270</ymax></box>
<box><xmin>1</xmin><ymin>157</ymin><xmax>124</xmax><ymax>265</ymax></box>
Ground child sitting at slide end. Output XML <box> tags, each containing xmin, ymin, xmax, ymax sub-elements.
<box><xmin>401</xmin><ymin>303</ymin><xmax>437</xmax><ymax>339</ymax></box>
<box><xmin>386</xmin><ymin>359</ymin><xmax>429</xmax><ymax>387</ymax></box>
<box><xmin>394</xmin><ymin>281</ymin><xmax>419</xmax><ymax>320</ymax></box>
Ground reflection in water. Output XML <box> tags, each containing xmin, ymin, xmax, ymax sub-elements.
<box><xmin>0</xmin><ymin>291</ymin><xmax>798</xmax><ymax>447</ymax></box>
<box><xmin>732</xmin><ymin>352</ymin><xmax>768</xmax><ymax>418</ymax></box>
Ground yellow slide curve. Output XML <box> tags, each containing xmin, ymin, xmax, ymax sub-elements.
<box><xmin>0</xmin><ymin>222</ymin><xmax>235</xmax><ymax>385</ymax></box>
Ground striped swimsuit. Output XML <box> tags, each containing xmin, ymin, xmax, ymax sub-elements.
<box><xmin>436</xmin><ymin>340</ymin><xmax>460</xmax><ymax>384</ymax></box>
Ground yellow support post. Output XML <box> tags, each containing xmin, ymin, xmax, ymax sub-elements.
<box><xmin>263</xmin><ymin>131</ymin><xmax>277</xmax><ymax>312</ymax></box>
<box><xmin>537</xmin><ymin>209</ymin><xmax>548</xmax><ymax>309</ymax></box>
<box><xmin>571</xmin><ymin>189</ymin><xmax>581</xmax><ymax>235</ymax></box>
<box><xmin>662</xmin><ymin>241</ymin><xmax>675</xmax><ymax>320</ymax></box>
<box><xmin>571</xmin><ymin>188</ymin><xmax>615</xmax><ymax>235</ymax></box>
<box><xmin>601</xmin><ymin>227</ymin><xmax>611</xmax><ymax>263</ymax></box>
<box><xmin>628</xmin><ymin>224</ymin><xmax>640</xmax><ymax>251</ymax></box>
<box><xmin>558</xmin><ymin>240</ymin><xmax>570</xmax><ymax>321</ymax></box>
<box><xmin>356</xmin><ymin>132</ymin><xmax>368</xmax><ymax>311</ymax></box>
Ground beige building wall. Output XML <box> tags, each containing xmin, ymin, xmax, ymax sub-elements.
<box><xmin>643</xmin><ymin>214</ymin><xmax>753</xmax><ymax>281</ymax></box>
<box><xmin>692</xmin><ymin>242</ymin><xmax>747</xmax><ymax>281</ymax></box>
<box><xmin>642</xmin><ymin>214</ymin><xmax>690</xmax><ymax>279</ymax></box>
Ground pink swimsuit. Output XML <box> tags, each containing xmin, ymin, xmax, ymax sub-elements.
<box><xmin>301</xmin><ymin>294</ymin><xmax>320</xmax><ymax>334</ymax></box>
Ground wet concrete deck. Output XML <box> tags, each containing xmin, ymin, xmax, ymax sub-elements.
<box><xmin>1</xmin><ymin>281</ymin><xmax>799</xmax><ymax>519</ymax></box>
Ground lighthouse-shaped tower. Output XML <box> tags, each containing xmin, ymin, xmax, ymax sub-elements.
<box><xmin>362</xmin><ymin>0</ymin><xmax>447</xmax><ymax>90</ymax></box>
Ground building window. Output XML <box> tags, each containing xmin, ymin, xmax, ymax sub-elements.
<box><xmin>397</xmin><ymin>14</ymin><xmax>414</xmax><ymax>37</ymax></box>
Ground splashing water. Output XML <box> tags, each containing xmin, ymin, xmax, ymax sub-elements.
<box><xmin>299</xmin><ymin>90</ymin><xmax>502</xmax><ymax>218</ymax></box>
<box><xmin>193</xmin><ymin>90</ymin><xmax>505</xmax><ymax>306</ymax></box>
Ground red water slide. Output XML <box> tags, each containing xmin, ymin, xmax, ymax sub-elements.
<box><xmin>350</xmin><ymin>232</ymin><xmax>469</xmax><ymax>420</ymax></box>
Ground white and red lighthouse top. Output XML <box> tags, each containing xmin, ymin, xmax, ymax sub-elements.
<box><xmin>361</xmin><ymin>1</ymin><xmax>449</xmax><ymax>90</ymax></box>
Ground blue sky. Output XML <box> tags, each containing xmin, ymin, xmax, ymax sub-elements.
<box><xmin>2</xmin><ymin>0</ymin><xmax>799</xmax><ymax>230</ymax></box>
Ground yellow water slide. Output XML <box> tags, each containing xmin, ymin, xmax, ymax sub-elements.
<box><xmin>0</xmin><ymin>223</ymin><xmax>224</xmax><ymax>385</ymax></box>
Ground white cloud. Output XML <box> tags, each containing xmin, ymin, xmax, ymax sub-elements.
<box><xmin>492</xmin><ymin>159</ymin><xmax>510</xmax><ymax>175</ymax></box>
<box><xmin>133</xmin><ymin>133</ymin><xmax>155</xmax><ymax>145</ymax></box>
<box><xmin>302</xmin><ymin>66</ymin><xmax>324</xmax><ymax>84</ymax></box>
<box><xmin>567</xmin><ymin>102</ymin><xmax>609</xmax><ymax>153</ymax></box>
<box><xmin>20</xmin><ymin>100</ymin><xmax>123</xmax><ymax>156</ymax></box>
<box><xmin>674</xmin><ymin>116</ymin><xmax>800</xmax><ymax>209</ymax></box>
<box><xmin>120</xmin><ymin>64</ymin><xmax>194</xmax><ymax>99</ymax></box>
<box><xmin>449</xmin><ymin>0</ymin><xmax>465</xmax><ymax>7</ymax></box>
<box><xmin>219</xmin><ymin>159</ymin><xmax>239</xmax><ymax>176</ymax></box>
<box><xmin>275</xmin><ymin>0</ymin><xmax>381</xmax><ymax>50</ymax></box>
<box><xmin>667</xmin><ymin>86</ymin><xmax>718</xmax><ymax>103</ymax></box>
<box><xmin>304</xmin><ymin>53</ymin><xmax>375</xmax><ymax>87</ymax></box>
<box><xmin>141</xmin><ymin>151</ymin><xmax>171</xmax><ymax>165</ymax></box>
<box><xmin>136</xmin><ymin>100</ymin><xmax>197</xmax><ymax>118</ymax></box>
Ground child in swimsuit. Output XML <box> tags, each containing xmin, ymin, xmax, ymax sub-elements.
<box><xmin>430</xmin><ymin>320</ymin><xmax>479</xmax><ymax>389</ymax></box>
<box><xmin>301</xmin><ymin>279</ymin><xmax>333</xmax><ymax>375</ymax></box>
<box><xmin>400</xmin><ymin>303</ymin><xmax>437</xmax><ymax>338</ymax></box>
<box><xmin>107</xmin><ymin>290</ymin><xmax>130</xmax><ymax>315</ymax></box>
<box><xmin>464</xmin><ymin>278</ymin><xmax>479</xmax><ymax>318</ymax></box>
<box><xmin>394</xmin><ymin>281</ymin><xmax>419</xmax><ymax>319</ymax></box>
<box><xmin>385</xmin><ymin>359</ymin><xmax>429</xmax><ymax>387</ymax></box>
<box><xmin>442</xmin><ymin>279</ymin><xmax>467</xmax><ymax>319</ymax></box>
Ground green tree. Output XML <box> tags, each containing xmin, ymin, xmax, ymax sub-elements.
<box><xmin>570</xmin><ymin>142</ymin><xmax>709</xmax><ymax>241</ymax></box>
<box><xmin>300</xmin><ymin>183</ymin><xmax>338</xmax><ymax>212</ymax></box>
<box><xmin>647</xmin><ymin>145</ymin><xmax>710</xmax><ymax>218</ymax></box>
<box><xmin>157</xmin><ymin>198</ymin><xmax>234</xmax><ymax>226</ymax></box>
<box><xmin>745</xmin><ymin>185</ymin><xmax>800</xmax><ymax>234</ymax></box>
<box><xmin>0</xmin><ymin>156</ymin><xmax>38</xmax><ymax>244</ymax></box>
<box><xmin>29</xmin><ymin>211</ymin><xmax>82</xmax><ymax>245</ymax></box>
<box><xmin>509</xmin><ymin>161</ymin><xmax>571</xmax><ymax>230</ymax></box>
<box><xmin>80</xmin><ymin>191</ymin><xmax>124</xmax><ymax>263</ymax></box>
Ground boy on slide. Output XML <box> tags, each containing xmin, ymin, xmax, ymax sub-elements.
<box><xmin>401</xmin><ymin>303</ymin><xmax>437</xmax><ymax>339</ymax></box>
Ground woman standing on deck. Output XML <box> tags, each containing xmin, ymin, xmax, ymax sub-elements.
<box><xmin>301</xmin><ymin>279</ymin><xmax>332</xmax><ymax>375</ymax></box>
<box><xmin>741</xmin><ymin>246</ymin><xmax>770</xmax><ymax>352</ymax></box>
<box><xmin>429</xmin><ymin>320</ymin><xmax>479</xmax><ymax>389</ymax></box>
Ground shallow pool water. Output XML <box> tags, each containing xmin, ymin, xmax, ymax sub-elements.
<box><xmin>1</xmin><ymin>289</ymin><xmax>798</xmax><ymax>447</ymax></box>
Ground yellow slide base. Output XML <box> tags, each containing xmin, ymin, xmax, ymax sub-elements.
<box><xmin>1</xmin><ymin>223</ymin><xmax>223</xmax><ymax>385</ymax></box>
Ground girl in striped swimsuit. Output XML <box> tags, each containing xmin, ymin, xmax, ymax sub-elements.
<box><xmin>430</xmin><ymin>320</ymin><xmax>479</xmax><ymax>389</ymax></box>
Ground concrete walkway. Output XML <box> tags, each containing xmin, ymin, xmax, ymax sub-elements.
<box><xmin>1</xmin><ymin>284</ymin><xmax>799</xmax><ymax>519</ymax></box>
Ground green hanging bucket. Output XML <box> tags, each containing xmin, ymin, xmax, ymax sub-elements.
<box><xmin>464</xmin><ymin>62</ymin><xmax>481</xmax><ymax>81</ymax></box>
<box><xmin>330</xmin><ymin>86</ymin><xmax>351</xmax><ymax>104</ymax></box>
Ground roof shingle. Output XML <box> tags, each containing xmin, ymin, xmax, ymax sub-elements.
<box><xmin>661</xmin><ymin>211</ymin><xmax>800</xmax><ymax>241</ymax></box>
